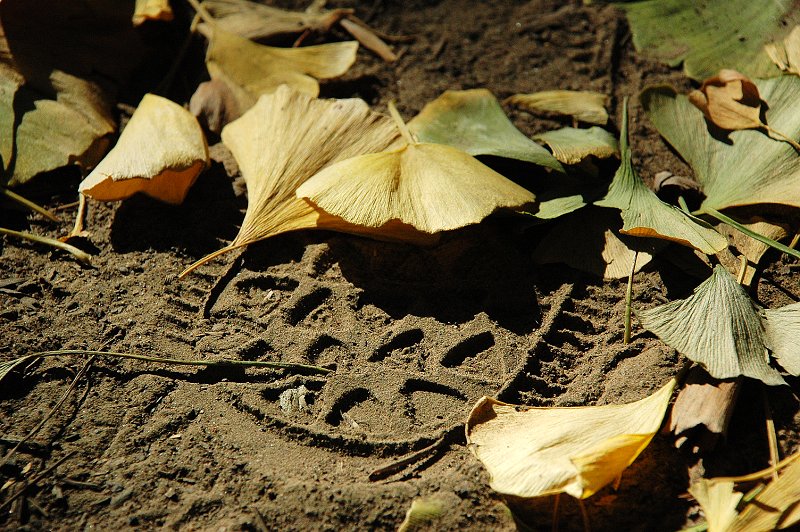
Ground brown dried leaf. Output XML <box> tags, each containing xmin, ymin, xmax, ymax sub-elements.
<box><xmin>189</xmin><ymin>78</ymin><xmax>243</xmax><ymax>135</ymax></box>
<box><xmin>687</xmin><ymin>69</ymin><xmax>764</xmax><ymax>131</ymax></box>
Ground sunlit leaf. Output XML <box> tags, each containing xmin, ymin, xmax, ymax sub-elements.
<box><xmin>688</xmin><ymin>70</ymin><xmax>763</xmax><ymax>132</ymax></box>
<box><xmin>406</xmin><ymin>88</ymin><xmax>563</xmax><ymax>172</ymax></box>
<box><xmin>593</xmin><ymin>101</ymin><xmax>727</xmax><ymax>254</ymax></box>
<box><xmin>466</xmin><ymin>379</ymin><xmax>675</xmax><ymax>499</ymax></box>
<box><xmin>765</xmin><ymin>25</ymin><xmax>800</xmax><ymax>76</ymax></box>
<box><xmin>689</xmin><ymin>479</ymin><xmax>742</xmax><ymax>532</ymax></box>
<box><xmin>730</xmin><ymin>452</ymin><xmax>800</xmax><ymax>531</ymax></box>
<box><xmin>534</xmin><ymin>126</ymin><xmax>619</xmax><ymax>165</ymax></box>
<box><xmin>642</xmin><ymin>78</ymin><xmax>800</xmax><ymax>212</ymax></box>
<box><xmin>180</xmin><ymin>86</ymin><xmax>407</xmax><ymax>277</ymax></box>
<box><xmin>79</xmin><ymin>94</ymin><xmax>209</xmax><ymax>204</ymax></box>
<box><xmin>620</xmin><ymin>0</ymin><xmax>800</xmax><ymax>80</ymax></box>
<box><xmin>507</xmin><ymin>90</ymin><xmax>608</xmax><ymax>125</ymax></box>
<box><xmin>637</xmin><ymin>265</ymin><xmax>800</xmax><ymax>385</ymax></box>
<box><xmin>298</xmin><ymin>109</ymin><xmax>536</xmax><ymax>233</ymax></box>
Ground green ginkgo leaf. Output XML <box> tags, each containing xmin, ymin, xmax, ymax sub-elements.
<box><xmin>620</xmin><ymin>0</ymin><xmax>799</xmax><ymax>80</ymax></box>
<box><xmin>642</xmin><ymin>78</ymin><xmax>800</xmax><ymax>213</ymax></box>
<box><xmin>406</xmin><ymin>88</ymin><xmax>564</xmax><ymax>173</ymax></box>
<box><xmin>637</xmin><ymin>265</ymin><xmax>800</xmax><ymax>386</ymax></box>
<box><xmin>534</xmin><ymin>126</ymin><xmax>619</xmax><ymax>165</ymax></box>
<box><xmin>594</xmin><ymin>101</ymin><xmax>728</xmax><ymax>254</ymax></box>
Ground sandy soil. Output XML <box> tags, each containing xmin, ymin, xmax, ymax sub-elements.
<box><xmin>2</xmin><ymin>1</ymin><xmax>799</xmax><ymax>530</ymax></box>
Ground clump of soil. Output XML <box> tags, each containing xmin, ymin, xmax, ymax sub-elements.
<box><xmin>2</xmin><ymin>1</ymin><xmax>799</xmax><ymax>530</ymax></box>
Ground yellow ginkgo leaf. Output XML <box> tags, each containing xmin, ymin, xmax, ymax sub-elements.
<box><xmin>297</xmin><ymin>105</ymin><xmax>536</xmax><ymax>234</ymax></box>
<box><xmin>133</xmin><ymin>0</ymin><xmax>173</xmax><ymax>26</ymax></box>
<box><xmin>180</xmin><ymin>85</ymin><xmax>407</xmax><ymax>277</ymax></box>
<box><xmin>79</xmin><ymin>94</ymin><xmax>208</xmax><ymax>205</ymax></box>
<box><xmin>507</xmin><ymin>90</ymin><xmax>609</xmax><ymax>125</ymax></box>
<box><xmin>203</xmin><ymin>26</ymin><xmax>357</xmax><ymax>101</ymax></box>
<box><xmin>465</xmin><ymin>379</ymin><xmax>676</xmax><ymax>499</ymax></box>
<box><xmin>689</xmin><ymin>479</ymin><xmax>742</xmax><ymax>532</ymax></box>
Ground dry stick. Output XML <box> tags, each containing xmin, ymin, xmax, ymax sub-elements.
<box><xmin>1</xmin><ymin>187</ymin><xmax>58</xmax><ymax>222</ymax></box>
<box><xmin>0</xmin><ymin>227</ymin><xmax>92</xmax><ymax>265</ymax></box>
<box><xmin>0</xmin><ymin>356</ymin><xmax>95</xmax><ymax>470</ymax></box>
<box><xmin>0</xmin><ymin>451</ymin><xmax>75</xmax><ymax>513</ymax></box>
<box><xmin>623</xmin><ymin>251</ymin><xmax>638</xmax><ymax>344</ymax></box>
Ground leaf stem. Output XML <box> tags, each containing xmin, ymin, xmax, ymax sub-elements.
<box><xmin>700</xmin><ymin>207</ymin><xmax>800</xmax><ymax>262</ymax></box>
<box><xmin>763</xmin><ymin>387</ymin><xmax>780</xmax><ymax>481</ymax></box>
<box><xmin>185</xmin><ymin>0</ymin><xmax>217</xmax><ymax>27</ymax></box>
<box><xmin>0</xmin><ymin>227</ymin><xmax>92</xmax><ymax>265</ymax></box>
<box><xmin>624</xmin><ymin>251</ymin><xmax>638</xmax><ymax>344</ymax></box>
<box><xmin>30</xmin><ymin>349</ymin><xmax>332</xmax><ymax>375</ymax></box>
<box><xmin>763</xmin><ymin>125</ymin><xmax>800</xmax><ymax>152</ymax></box>
<box><xmin>387</xmin><ymin>101</ymin><xmax>415</xmax><ymax>145</ymax></box>
<box><xmin>1</xmin><ymin>187</ymin><xmax>58</xmax><ymax>221</ymax></box>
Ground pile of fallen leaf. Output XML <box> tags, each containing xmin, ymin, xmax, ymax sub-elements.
<box><xmin>3</xmin><ymin>0</ymin><xmax>800</xmax><ymax>530</ymax></box>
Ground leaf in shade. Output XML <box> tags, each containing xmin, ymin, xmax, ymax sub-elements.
<box><xmin>406</xmin><ymin>89</ymin><xmax>563</xmax><ymax>172</ymax></box>
<box><xmin>189</xmin><ymin>78</ymin><xmax>243</xmax><ymax>135</ymax></box>
<box><xmin>0</xmin><ymin>0</ymin><xmax>143</xmax><ymax>186</ymax></box>
<box><xmin>507</xmin><ymin>90</ymin><xmax>608</xmax><ymax>125</ymax></box>
<box><xmin>594</xmin><ymin>101</ymin><xmax>728</xmax><ymax>254</ymax></box>
<box><xmin>765</xmin><ymin>25</ymin><xmax>800</xmax><ymax>76</ymax></box>
<box><xmin>688</xmin><ymin>70</ymin><xmax>763</xmax><ymax>132</ymax></box>
<box><xmin>297</xmin><ymin>117</ymin><xmax>537</xmax><ymax>234</ymax></box>
<box><xmin>201</xmin><ymin>25</ymin><xmax>358</xmax><ymax>101</ymax></box>
<box><xmin>637</xmin><ymin>265</ymin><xmax>800</xmax><ymax>385</ymax></box>
<box><xmin>642</xmin><ymin>79</ymin><xmax>800</xmax><ymax>212</ymax></box>
<box><xmin>534</xmin><ymin>126</ymin><xmax>619</xmax><ymax>165</ymax></box>
<box><xmin>465</xmin><ymin>379</ymin><xmax>675</xmax><ymax>499</ymax></box>
<box><xmin>532</xmin><ymin>207</ymin><xmax>658</xmax><ymax>279</ymax></box>
<box><xmin>79</xmin><ymin>94</ymin><xmax>209</xmax><ymax>205</ymax></box>
<box><xmin>730</xmin><ymin>454</ymin><xmax>800</xmax><ymax>531</ymax></box>
<box><xmin>180</xmin><ymin>86</ymin><xmax>411</xmax><ymax>277</ymax></box>
<box><xmin>716</xmin><ymin>220</ymin><xmax>790</xmax><ymax>287</ymax></box>
<box><xmin>619</xmin><ymin>0</ymin><xmax>800</xmax><ymax>80</ymax></box>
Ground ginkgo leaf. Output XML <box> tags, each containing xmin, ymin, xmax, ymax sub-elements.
<box><xmin>532</xmin><ymin>207</ymin><xmax>657</xmax><ymax>279</ymax></box>
<box><xmin>642</xmin><ymin>79</ymin><xmax>800</xmax><ymax>212</ymax></box>
<box><xmin>729</xmin><ymin>453</ymin><xmax>800</xmax><ymax>531</ymax></box>
<box><xmin>465</xmin><ymin>379</ymin><xmax>675</xmax><ymax>499</ymax></box>
<box><xmin>180</xmin><ymin>86</ymin><xmax>408</xmax><ymax>277</ymax></box>
<box><xmin>133</xmin><ymin>0</ymin><xmax>173</xmax><ymax>26</ymax></box>
<box><xmin>79</xmin><ymin>94</ymin><xmax>208</xmax><ymax>205</ymax></box>
<box><xmin>297</xmin><ymin>105</ymin><xmax>536</xmax><ymax>234</ymax></box>
<box><xmin>202</xmin><ymin>25</ymin><xmax>358</xmax><ymax>101</ymax></box>
<box><xmin>620</xmin><ymin>0</ymin><xmax>800</xmax><ymax>80</ymax></box>
<box><xmin>405</xmin><ymin>89</ymin><xmax>563</xmax><ymax>172</ymax></box>
<box><xmin>534</xmin><ymin>126</ymin><xmax>619</xmax><ymax>165</ymax></box>
<box><xmin>593</xmin><ymin>101</ymin><xmax>728</xmax><ymax>254</ymax></box>
<box><xmin>0</xmin><ymin>0</ymin><xmax>142</xmax><ymax>186</ymax></box>
<box><xmin>717</xmin><ymin>220</ymin><xmax>789</xmax><ymax>287</ymax></box>
<box><xmin>688</xmin><ymin>70</ymin><xmax>763</xmax><ymax>132</ymax></box>
<box><xmin>689</xmin><ymin>479</ymin><xmax>743</xmax><ymax>532</ymax></box>
<box><xmin>637</xmin><ymin>264</ymin><xmax>800</xmax><ymax>385</ymax></box>
<box><xmin>507</xmin><ymin>90</ymin><xmax>608</xmax><ymax>125</ymax></box>
<box><xmin>765</xmin><ymin>25</ymin><xmax>800</xmax><ymax>76</ymax></box>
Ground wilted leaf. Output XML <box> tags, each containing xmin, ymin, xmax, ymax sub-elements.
<box><xmin>201</xmin><ymin>24</ymin><xmax>357</xmax><ymax>102</ymax></box>
<box><xmin>466</xmin><ymin>379</ymin><xmax>675</xmax><ymax>499</ymax></box>
<box><xmin>181</xmin><ymin>86</ymin><xmax>405</xmax><ymax>277</ymax></box>
<box><xmin>689</xmin><ymin>479</ymin><xmax>743</xmax><ymax>532</ymax></box>
<box><xmin>717</xmin><ymin>220</ymin><xmax>790</xmax><ymax>287</ymax></box>
<box><xmin>201</xmin><ymin>0</ymin><xmax>352</xmax><ymax>41</ymax></box>
<box><xmin>730</xmin><ymin>453</ymin><xmax>800</xmax><ymax>531</ymax></box>
<box><xmin>406</xmin><ymin>89</ymin><xmax>563</xmax><ymax>172</ymax></box>
<box><xmin>133</xmin><ymin>0</ymin><xmax>173</xmax><ymax>26</ymax></box>
<box><xmin>642</xmin><ymin>79</ymin><xmax>800</xmax><ymax>212</ymax></box>
<box><xmin>637</xmin><ymin>265</ymin><xmax>800</xmax><ymax>385</ymax></box>
<box><xmin>0</xmin><ymin>0</ymin><xmax>142</xmax><ymax>185</ymax></box>
<box><xmin>765</xmin><ymin>25</ymin><xmax>800</xmax><ymax>76</ymax></box>
<box><xmin>594</xmin><ymin>101</ymin><xmax>728</xmax><ymax>254</ymax></box>
<box><xmin>79</xmin><ymin>94</ymin><xmax>208</xmax><ymax>204</ymax></box>
<box><xmin>534</xmin><ymin>126</ymin><xmax>619</xmax><ymax>165</ymax></box>
<box><xmin>507</xmin><ymin>90</ymin><xmax>608</xmax><ymax>125</ymax></box>
<box><xmin>688</xmin><ymin>70</ymin><xmax>763</xmax><ymax>132</ymax></box>
<box><xmin>189</xmin><ymin>78</ymin><xmax>243</xmax><ymax>135</ymax></box>
<box><xmin>620</xmin><ymin>0</ymin><xmax>800</xmax><ymax>80</ymax></box>
<box><xmin>298</xmin><ymin>106</ymin><xmax>536</xmax><ymax>234</ymax></box>
<box><xmin>532</xmin><ymin>207</ymin><xmax>657</xmax><ymax>279</ymax></box>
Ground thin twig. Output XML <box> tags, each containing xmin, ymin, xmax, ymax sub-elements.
<box><xmin>0</xmin><ymin>357</ymin><xmax>95</xmax><ymax>469</ymax></box>
<box><xmin>0</xmin><ymin>227</ymin><xmax>92</xmax><ymax>265</ymax></box>
<box><xmin>1</xmin><ymin>187</ymin><xmax>58</xmax><ymax>222</ymax></box>
<box><xmin>551</xmin><ymin>493</ymin><xmax>560</xmax><ymax>532</ymax></box>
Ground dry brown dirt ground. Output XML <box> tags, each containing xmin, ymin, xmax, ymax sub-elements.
<box><xmin>2</xmin><ymin>1</ymin><xmax>800</xmax><ymax>530</ymax></box>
